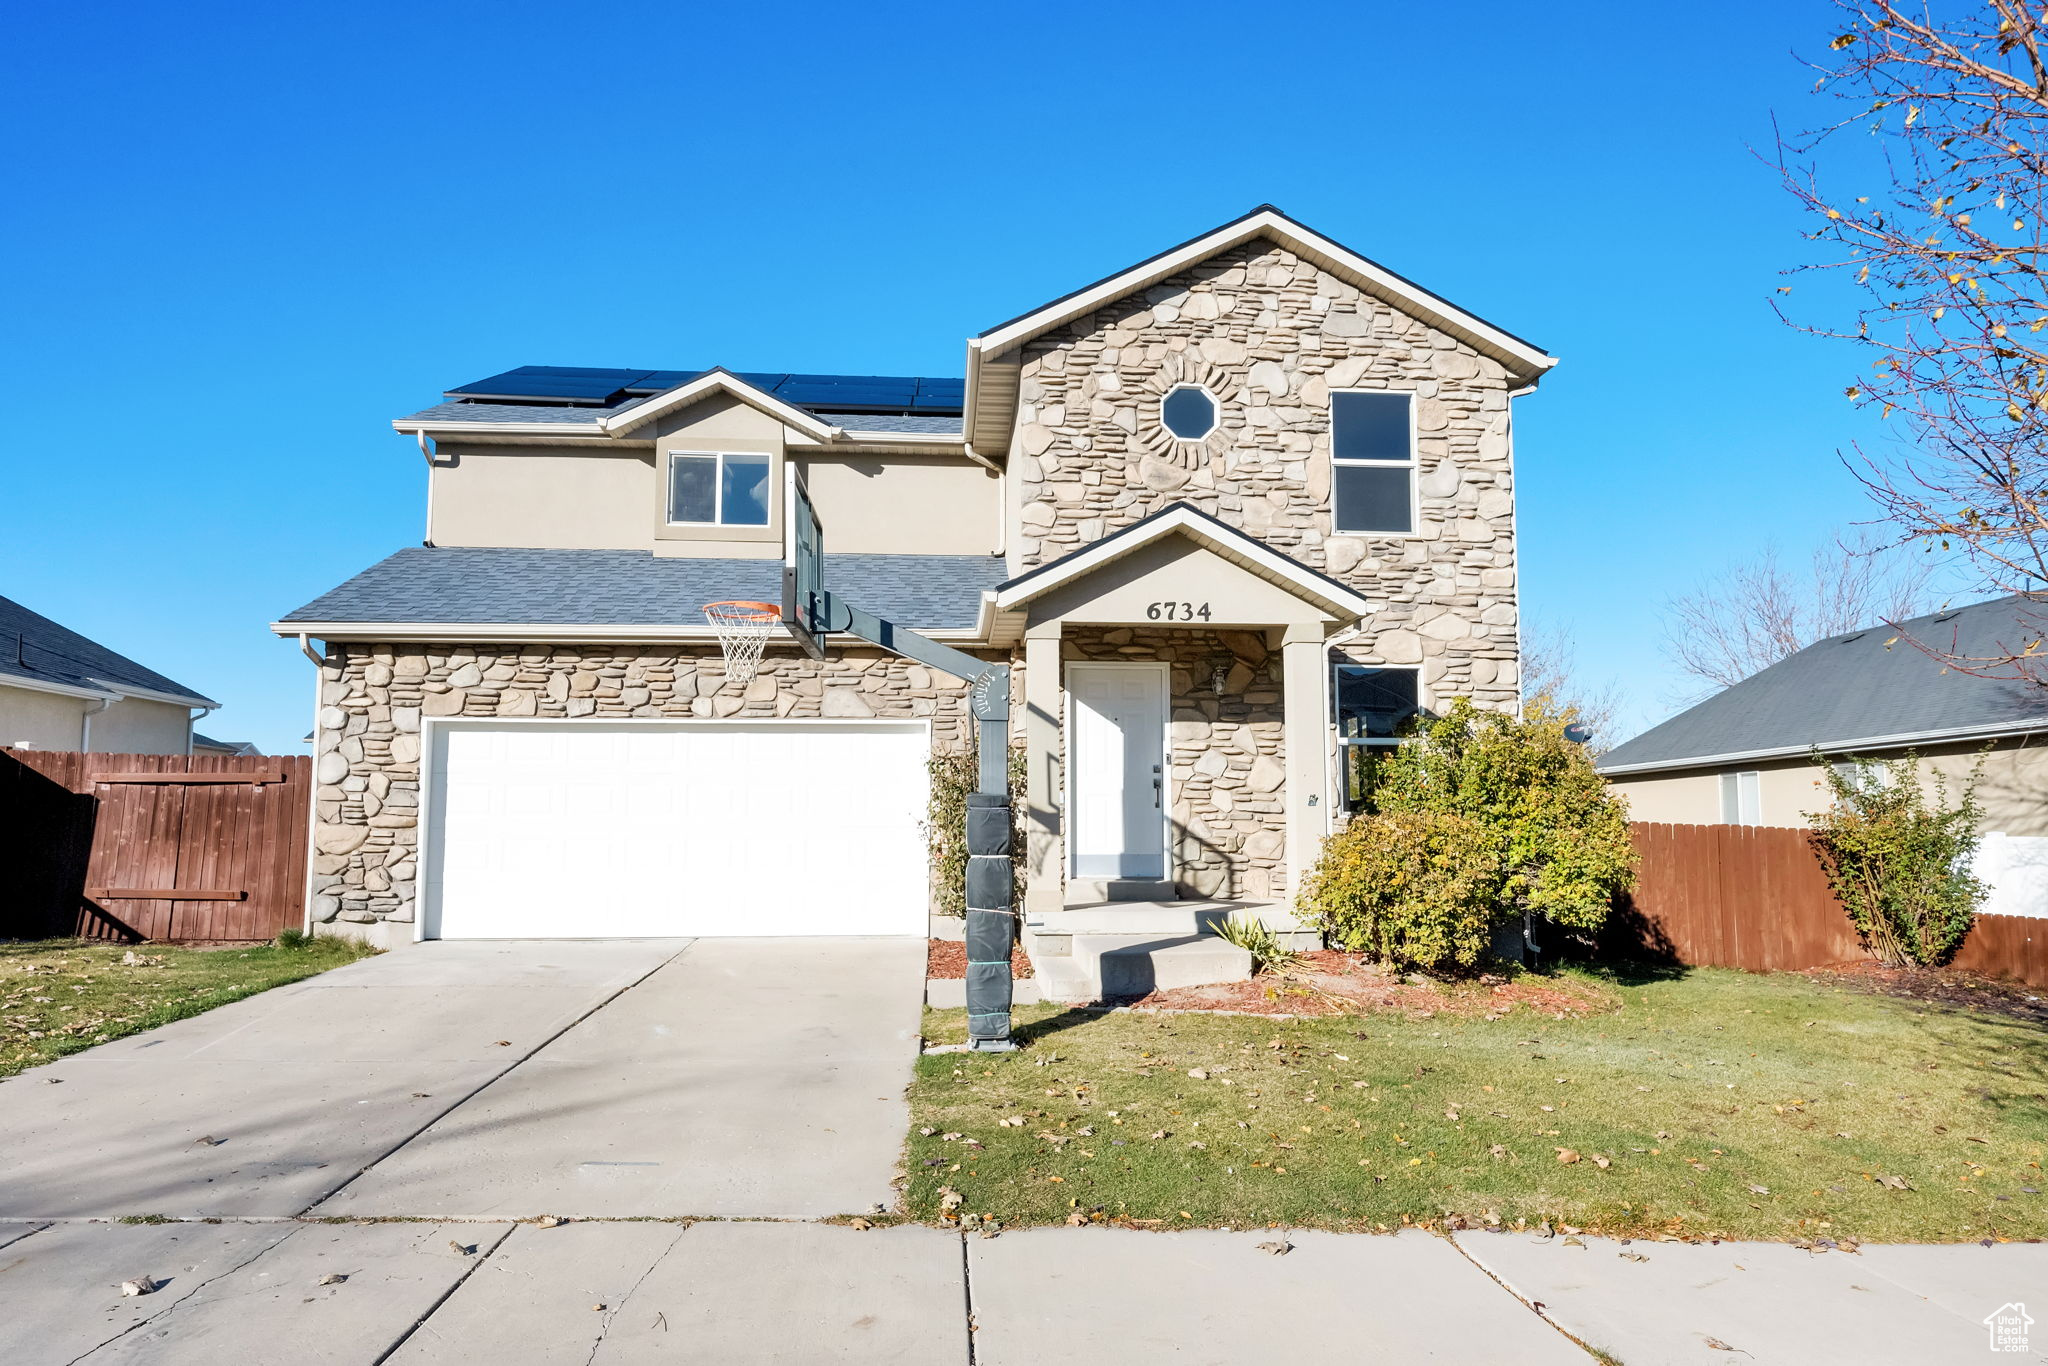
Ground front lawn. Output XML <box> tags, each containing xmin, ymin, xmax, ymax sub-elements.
<box><xmin>0</xmin><ymin>936</ymin><xmax>379</xmax><ymax>1078</ymax></box>
<box><xmin>907</xmin><ymin>965</ymin><xmax>2048</xmax><ymax>1243</ymax></box>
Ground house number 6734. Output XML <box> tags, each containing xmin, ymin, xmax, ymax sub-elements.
<box><xmin>1147</xmin><ymin>601</ymin><xmax>1212</xmax><ymax>621</ymax></box>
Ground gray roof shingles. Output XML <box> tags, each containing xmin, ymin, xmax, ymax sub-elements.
<box><xmin>279</xmin><ymin>547</ymin><xmax>1004</xmax><ymax>632</ymax></box>
<box><xmin>1600</xmin><ymin>594</ymin><xmax>2048</xmax><ymax>773</ymax></box>
<box><xmin>0</xmin><ymin>594</ymin><xmax>216</xmax><ymax>704</ymax></box>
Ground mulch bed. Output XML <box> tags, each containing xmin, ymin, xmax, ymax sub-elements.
<box><xmin>926</xmin><ymin>937</ymin><xmax>1034</xmax><ymax>980</ymax></box>
<box><xmin>1116</xmin><ymin>950</ymin><xmax>1610</xmax><ymax>1018</ymax></box>
<box><xmin>1801</xmin><ymin>960</ymin><xmax>2048</xmax><ymax>1026</ymax></box>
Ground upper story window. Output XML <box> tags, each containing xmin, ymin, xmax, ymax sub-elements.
<box><xmin>1330</xmin><ymin>391</ymin><xmax>1415</xmax><ymax>535</ymax></box>
<box><xmin>1161</xmin><ymin>384</ymin><xmax>1219</xmax><ymax>441</ymax></box>
<box><xmin>669</xmin><ymin>451</ymin><xmax>771</xmax><ymax>526</ymax></box>
<box><xmin>1333</xmin><ymin>663</ymin><xmax>1421</xmax><ymax>810</ymax></box>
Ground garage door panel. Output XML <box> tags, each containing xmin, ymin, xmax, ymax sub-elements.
<box><xmin>426</xmin><ymin>722</ymin><xmax>929</xmax><ymax>939</ymax></box>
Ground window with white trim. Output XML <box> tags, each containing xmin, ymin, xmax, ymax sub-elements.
<box><xmin>667</xmin><ymin>451</ymin><xmax>771</xmax><ymax>527</ymax></box>
<box><xmin>1330</xmin><ymin>391</ymin><xmax>1415</xmax><ymax>534</ymax></box>
<box><xmin>1161</xmin><ymin>384</ymin><xmax>1219</xmax><ymax>440</ymax></box>
<box><xmin>1333</xmin><ymin>664</ymin><xmax>1420</xmax><ymax>810</ymax></box>
<box><xmin>1720</xmin><ymin>770</ymin><xmax>1762</xmax><ymax>825</ymax></box>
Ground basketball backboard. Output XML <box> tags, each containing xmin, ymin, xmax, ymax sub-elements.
<box><xmin>782</xmin><ymin>462</ymin><xmax>827</xmax><ymax>659</ymax></box>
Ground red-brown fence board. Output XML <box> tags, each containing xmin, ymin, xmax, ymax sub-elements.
<box><xmin>1616</xmin><ymin>822</ymin><xmax>2048</xmax><ymax>988</ymax></box>
<box><xmin>1</xmin><ymin>749</ymin><xmax>309</xmax><ymax>943</ymax></box>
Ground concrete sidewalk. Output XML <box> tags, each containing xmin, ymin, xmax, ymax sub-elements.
<box><xmin>3</xmin><ymin>1219</ymin><xmax>2038</xmax><ymax>1364</ymax></box>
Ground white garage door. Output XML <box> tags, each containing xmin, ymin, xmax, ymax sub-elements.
<box><xmin>423</xmin><ymin>720</ymin><xmax>930</xmax><ymax>938</ymax></box>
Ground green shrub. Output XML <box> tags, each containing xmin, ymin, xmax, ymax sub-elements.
<box><xmin>926</xmin><ymin>746</ymin><xmax>1028</xmax><ymax>917</ymax></box>
<box><xmin>1299</xmin><ymin>698</ymin><xmax>1637</xmax><ymax>970</ymax></box>
<box><xmin>1300</xmin><ymin>809</ymin><xmax>1497</xmax><ymax>969</ymax></box>
<box><xmin>1807</xmin><ymin>751</ymin><xmax>1987</xmax><ymax>966</ymax></box>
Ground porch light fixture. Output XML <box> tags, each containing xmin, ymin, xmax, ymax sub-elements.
<box><xmin>1211</xmin><ymin>660</ymin><xmax>1230</xmax><ymax>696</ymax></box>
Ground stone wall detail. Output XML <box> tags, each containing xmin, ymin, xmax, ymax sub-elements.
<box><xmin>1061</xmin><ymin>627</ymin><xmax>1284</xmax><ymax>901</ymax></box>
<box><xmin>1013</xmin><ymin>237</ymin><xmax>1520</xmax><ymax>712</ymax></box>
<box><xmin>310</xmin><ymin>644</ymin><xmax>977</xmax><ymax>933</ymax></box>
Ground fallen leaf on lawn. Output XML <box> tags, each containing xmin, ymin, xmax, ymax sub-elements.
<box><xmin>317</xmin><ymin>1273</ymin><xmax>348</xmax><ymax>1286</ymax></box>
<box><xmin>1704</xmin><ymin>1337</ymin><xmax>1741</xmax><ymax>1352</ymax></box>
<box><xmin>1489</xmin><ymin>1145</ymin><xmax>1508</xmax><ymax>1160</ymax></box>
<box><xmin>1620</xmin><ymin>1252</ymin><xmax>1649</xmax><ymax>1262</ymax></box>
<box><xmin>1555</xmin><ymin>1148</ymin><xmax>1580</xmax><ymax>1165</ymax></box>
<box><xmin>938</xmin><ymin>1186</ymin><xmax>965</xmax><ymax>1213</ymax></box>
<box><xmin>1188</xmin><ymin>1069</ymin><xmax>1208</xmax><ymax>1080</ymax></box>
<box><xmin>493</xmin><ymin>1040</ymin><xmax>511</xmax><ymax>1047</ymax></box>
<box><xmin>118</xmin><ymin>1278</ymin><xmax>159</xmax><ymax>1297</ymax></box>
<box><xmin>1066</xmin><ymin>1211</ymin><xmax>1090</xmax><ymax>1226</ymax></box>
<box><xmin>919</xmin><ymin>1127</ymin><xmax>935</xmax><ymax>1136</ymax></box>
<box><xmin>1561</xmin><ymin>1236</ymin><xmax>1585</xmax><ymax>1248</ymax></box>
<box><xmin>1878</xmin><ymin>1174</ymin><xmax>1913</xmax><ymax>1190</ymax></box>
<box><xmin>1591</xmin><ymin>1154</ymin><xmax>1611</xmax><ymax>1169</ymax></box>
<box><xmin>1746</xmin><ymin>1184</ymin><xmax>1770</xmax><ymax>1195</ymax></box>
<box><xmin>1256</xmin><ymin>1240</ymin><xmax>1292</xmax><ymax>1256</ymax></box>
<box><xmin>191</xmin><ymin>1135</ymin><xmax>223</xmax><ymax>1148</ymax></box>
<box><xmin>535</xmin><ymin>1215</ymin><xmax>568</xmax><ymax>1228</ymax></box>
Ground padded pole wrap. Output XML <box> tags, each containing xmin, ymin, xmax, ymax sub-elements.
<box><xmin>962</xmin><ymin>793</ymin><xmax>1015</xmax><ymax>1048</ymax></box>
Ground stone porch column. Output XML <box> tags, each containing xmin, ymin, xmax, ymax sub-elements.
<box><xmin>1022</xmin><ymin>620</ymin><xmax>1064</xmax><ymax>918</ymax></box>
<box><xmin>1281</xmin><ymin>623</ymin><xmax>1329</xmax><ymax>906</ymax></box>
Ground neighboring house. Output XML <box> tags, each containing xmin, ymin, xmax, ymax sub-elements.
<box><xmin>275</xmin><ymin>205</ymin><xmax>1550</xmax><ymax>951</ymax></box>
<box><xmin>192</xmin><ymin>733</ymin><xmax>261</xmax><ymax>757</ymax></box>
<box><xmin>0</xmin><ymin>594</ymin><xmax>219</xmax><ymax>754</ymax></box>
<box><xmin>1601</xmin><ymin>594</ymin><xmax>2048</xmax><ymax>918</ymax></box>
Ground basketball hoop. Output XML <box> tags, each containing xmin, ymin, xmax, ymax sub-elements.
<box><xmin>703</xmin><ymin>600</ymin><xmax>781</xmax><ymax>684</ymax></box>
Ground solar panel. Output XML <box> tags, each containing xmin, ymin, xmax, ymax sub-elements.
<box><xmin>446</xmin><ymin>366</ymin><xmax>654</xmax><ymax>403</ymax></box>
<box><xmin>442</xmin><ymin>365</ymin><xmax>968</xmax><ymax>413</ymax></box>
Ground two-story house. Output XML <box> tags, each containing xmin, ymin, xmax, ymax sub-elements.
<box><xmin>275</xmin><ymin>206</ymin><xmax>1552</xmax><ymax>968</ymax></box>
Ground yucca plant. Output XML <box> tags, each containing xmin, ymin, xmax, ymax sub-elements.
<box><xmin>1214</xmin><ymin>911</ymin><xmax>1301</xmax><ymax>975</ymax></box>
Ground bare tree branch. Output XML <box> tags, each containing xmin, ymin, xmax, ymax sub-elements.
<box><xmin>1777</xmin><ymin>0</ymin><xmax>2048</xmax><ymax>681</ymax></box>
<box><xmin>1663</xmin><ymin>533</ymin><xmax>1935</xmax><ymax>693</ymax></box>
<box><xmin>1522</xmin><ymin>625</ymin><xmax>1626</xmax><ymax>752</ymax></box>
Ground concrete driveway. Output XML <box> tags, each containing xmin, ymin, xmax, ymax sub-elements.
<box><xmin>0</xmin><ymin>937</ymin><xmax>926</xmax><ymax>1221</ymax></box>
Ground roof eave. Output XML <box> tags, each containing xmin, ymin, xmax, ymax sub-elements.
<box><xmin>1599</xmin><ymin>719</ymin><xmax>2048</xmax><ymax>776</ymax></box>
<box><xmin>270</xmin><ymin>620</ymin><xmax>991</xmax><ymax>646</ymax></box>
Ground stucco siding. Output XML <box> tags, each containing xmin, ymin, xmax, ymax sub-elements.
<box><xmin>802</xmin><ymin>455</ymin><xmax>1001</xmax><ymax>555</ymax></box>
<box><xmin>0</xmin><ymin>683</ymin><xmax>88</xmax><ymax>750</ymax></box>
<box><xmin>428</xmin><ymin>447</ymin><xmax>656</xmax><ymax>550</ymax></box>
<box><xmin>89</xmin><ymin>697</ymin><xmax>193</xmax><ymax>754</ymax></box>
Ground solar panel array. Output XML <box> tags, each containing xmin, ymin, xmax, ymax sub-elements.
<box><xmin>445</xmin><ymin>366</ymin><xmax>965</xmax><ymax>415</ymax></box>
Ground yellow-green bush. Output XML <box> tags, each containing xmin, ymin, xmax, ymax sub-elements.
<box><xmin>1299</xmin><ymin>809</ymin><xmax>1497</xmax><ymax>969</ymax></box>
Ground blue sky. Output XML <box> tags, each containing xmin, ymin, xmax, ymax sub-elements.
<box><xmin>2</xmin><ymin>1</ymin><xmax>1911</xmax><ymax>751</ymax></box>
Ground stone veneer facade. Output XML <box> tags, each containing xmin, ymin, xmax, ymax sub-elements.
<box><xmin>1061</xmin><ymin>627</ymin><xmax>1285</xmax><ymax>901</ymax></box>
<box><xmin>1012</xmin><ymin>237</ymin><xmax>1520</xmax><ymax>710</ymax></box>
<box><xmin>309</xmin><ymin>644</ymin><xmax>979</xmax><ymax>928</ymax></box>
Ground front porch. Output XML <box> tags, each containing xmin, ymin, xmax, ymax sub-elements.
<box><xmin>989</xmin><ymin>504</ymin><xmax>1374</xmax><ymax>1000</ymax></box>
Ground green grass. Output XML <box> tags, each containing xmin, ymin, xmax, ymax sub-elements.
<box><xmin>0</xmin><ymin>936</ymin><xmax>379</xmax><ymax>1078</ymax></box>
<box><xmin>907</xmin><ymin>966</ymin><xmax>2048</xmax><ymax>1242</ymax></box>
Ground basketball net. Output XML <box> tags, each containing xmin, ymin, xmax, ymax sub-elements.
<box><xmin>702</xmin><ymin>601</ymin><xmax>781</xmax><ymax>684</ymax></box>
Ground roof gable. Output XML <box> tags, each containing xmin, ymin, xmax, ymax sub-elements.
<box><xmin>971</xmin><ymin>205</ymin><xmax>1555</xmax><ymax>382</ymax></box>
<box><xmin>994</xmin><ymin>501</ymin><xmax>1373</xmax><ymax>622</ymax></box>
<box><xmin>598</xmin><ymin>368</ymin><xmax>845</xmax><ymax>440</ymax></box>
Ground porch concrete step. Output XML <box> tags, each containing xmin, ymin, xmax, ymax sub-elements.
<box><xmin>1031</xmin><ymin>934</ymin><xmax>1253</xmax><ymax>1003</ymax></box>
<box><xmin>1064</xmin><ymin>878</ymin><xmax>1176</xmax><ymax>905</ymax></box>
<box><xmin>1026</xmin><ymin>900</ymin><xmax>1309</xmax><ymax>938</ymax></box>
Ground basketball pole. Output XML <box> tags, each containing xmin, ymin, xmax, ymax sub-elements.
<box><xmin>819</xmin><ymin>594</ymin><xmax>1017</xmax><ymax>1052</ymax></box>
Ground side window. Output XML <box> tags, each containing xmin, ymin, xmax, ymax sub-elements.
<box><xmin>1333</xmin><ymin>664</ymin><xmax>1420</xmax><ymax>810</ymax></box>
<box><xmin>668</xmin><ymin>452</ymin><xmax>771</xmax><ymax>527</ymax></box>
<box><xmin>1330</xmin><ymin>391</ymin><xmax>1415</xmax><ymax>535</ymax></box>
<box><xmin>1720</xmin><ymin>770</ymin><xmax>1762</xmax><ymax>825</ymax></box>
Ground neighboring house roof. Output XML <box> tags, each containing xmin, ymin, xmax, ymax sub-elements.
<box><xmin>192</xmin><ymin>733</ymin><xmax>259</xmax><ymax>756</ymax></box>
<box><xmin>275</xmin><ymin>547</ymin><xmax>1005</xmax><ymax>638</ymax></box>
<box><xmin>0</xmin><ymin>593</ymin><xmax>218</xmax><ymax>709</ymax></box>
<box><xmin>1600</xmin><ymin>594</ymin><xmax>2048</xmax><ymax>775</ymax></box>
<box><xmin>995</xmin><ymin>501</ymin><xmax>1375</xmax><ymax>622</ymax></box>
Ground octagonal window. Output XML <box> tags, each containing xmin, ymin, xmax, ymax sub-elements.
<box><xmin>1161</xmin><ymin>384</ymin><xmax>1218</xmax><ymax>440</ymax></box>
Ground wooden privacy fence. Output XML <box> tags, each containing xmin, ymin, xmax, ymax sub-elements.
<box><xmin>1610</xmin><ymin>821</ymin><xmax>2048</xmax><ymax>989</ymax></box>
<box><xmin>1</xmin><ymin>749</ymin><xmax>309</xmax><ymax>943</ymax></box>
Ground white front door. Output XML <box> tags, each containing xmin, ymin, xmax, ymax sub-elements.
<box><xmin>423</xmin><ymin>720</ymin><xmax>930</xmax><ymax>938</ymax></box>
<box><xmin>1067</xmin><ymin>663</ymin><xmax>1168</xmax><ymax>879</ymax></box>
